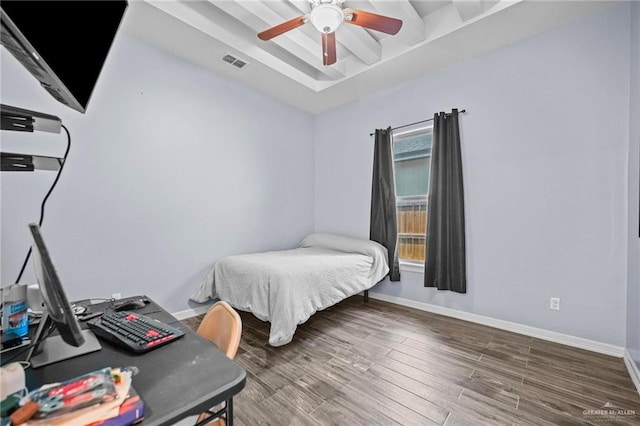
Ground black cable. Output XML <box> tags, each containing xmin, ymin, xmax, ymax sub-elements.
<box><xmin>1</xmin><ymin>343</ymin><xmax>32</xmax><ymax>364</ymax></box>
<box><xmin>14</xmin><ymin>124</ymin><xmax>72</xmax><ymax>284</ymax></box>
<box><xmin>2</xmin><ymin>321</ymin><xmax>56</xmax><ymax>364</ymax></box>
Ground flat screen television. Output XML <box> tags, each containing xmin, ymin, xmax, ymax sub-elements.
<box><xmin>0</xmin><ymin>1</ymin><xmax>128</xmax><ymax>113</ymax></box>
<box><xmin>26</xmin><ymin>223</ymin><xmax>101</xmax><ymax>368</ymax></box>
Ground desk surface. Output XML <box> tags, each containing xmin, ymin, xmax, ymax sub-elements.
<box><xmin>24</xmin><ymin>297</ymin><xmax>246</xmax><ymax>426</ymax></box>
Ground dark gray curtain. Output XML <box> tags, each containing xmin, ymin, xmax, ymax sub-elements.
<box><xmin>424</xmin><ymin>109</ymin><xmax>466</xmax><ymax>293</ymax></box>
<box><xmin>370</xmin><ymin>128</ymin><xmax>400</xmax><ymax>281</ymax></box>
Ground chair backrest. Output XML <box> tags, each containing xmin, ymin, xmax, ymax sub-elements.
<box><xmin>196</xmin><ymin>301</ymin><xmax>242</xmax><ymax>359</ymax></box>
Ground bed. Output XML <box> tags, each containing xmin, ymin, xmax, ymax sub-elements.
<box><xmin>189</xmin><ymin>234</ymin><xmax>389</xmax><ymax>346</ymax></box>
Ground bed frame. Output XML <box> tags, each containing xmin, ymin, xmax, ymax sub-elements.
<box><xmin>364</xmin><ymin>290</ymin><xmax>369</xmax><ymax>302</ymax></box>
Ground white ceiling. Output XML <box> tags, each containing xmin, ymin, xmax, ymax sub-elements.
<box><xmin>122</xmin><ymin>0</ymin><xmax>614</xmax><ymax>115</ymax></box>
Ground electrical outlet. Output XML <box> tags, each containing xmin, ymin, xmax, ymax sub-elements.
<box><xmin>550</xmin><ymin>297</ymin><xmax>560</xmax><ymax>311</ymax></box>
<box><xmin>111</xmin><ymin>293</ymin><xmax>122</xmax><ymax>300</ymax></box>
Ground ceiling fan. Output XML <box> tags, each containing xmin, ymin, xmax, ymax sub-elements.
<box><xmin>257</xmin><ymin>0</ymin><xmax>403</xmax><ymax>66</ymax></box>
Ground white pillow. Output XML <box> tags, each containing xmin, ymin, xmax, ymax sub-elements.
<box><xmin>298</xmin><ymin>233</ymin><xmax>388</xmax><ymax>267</ymax></box>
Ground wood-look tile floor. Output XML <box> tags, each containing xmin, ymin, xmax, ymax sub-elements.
<box><xmin>182</xmin><ymin>296</ymin><xmax>640</xmax><ymax>425</ymax></box>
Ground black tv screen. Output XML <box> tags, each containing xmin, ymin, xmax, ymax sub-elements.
<box><xmin>0</xmin><ymin>1</ymin><xmax>128</xmax><ymax>113</ymax></box>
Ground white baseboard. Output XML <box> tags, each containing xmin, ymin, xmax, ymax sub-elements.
<box><xmin>171</xmin><ymin>304</ymin><xmax>212</xmax><ymax>320</ymax></box>
<box><xmin>624</xmin><ymin>350</ymin><xmax>640</xmax><ymax>395</ymax></box>
<box><xmin>368</xmin><ymin>292</ymin><xmax>625</xmax><ymax>357</ymax></box>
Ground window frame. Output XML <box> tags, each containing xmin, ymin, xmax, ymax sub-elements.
<box><xmin>392</xmin><ymin>124</ymin><xmax>433</xmax><ymax>271</ymax></box>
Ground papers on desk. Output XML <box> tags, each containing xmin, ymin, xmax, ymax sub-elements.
<box><xmin>15</xmin><ymin>367</ymin><xmax>144</xmax><ymax>426</ymax></box>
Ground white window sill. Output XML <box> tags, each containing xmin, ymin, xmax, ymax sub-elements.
<box><xmin>399</xmin><ymin>261</ymin><xmax>424</xmax><ymax>274</ymax></box>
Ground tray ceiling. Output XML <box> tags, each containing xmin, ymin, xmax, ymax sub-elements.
<box><xmin>123</xmin><ymin>1</ymin><xmax>614</xmax><ymax>114</ymax></box>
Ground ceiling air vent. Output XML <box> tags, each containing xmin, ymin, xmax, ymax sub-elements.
<box><xmin>221</xmin><ymin>54</ymin><xmax>247</xmax><ymax>69</ymax></box>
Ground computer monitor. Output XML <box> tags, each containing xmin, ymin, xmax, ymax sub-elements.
<box><xmin>1</xmin><ymin>1</ymin><xmax>128</xmax><ymax>113</ymax></box>
<box><xmin>26</xmin><ymin>223</ymin><xmax>101</xmax><ymax>368</ymax></box>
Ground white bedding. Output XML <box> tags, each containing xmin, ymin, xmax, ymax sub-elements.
<box><xmin>189</xmin><ymin>234</ymin><xmax>389</xmax><ymax>346</ymax></box>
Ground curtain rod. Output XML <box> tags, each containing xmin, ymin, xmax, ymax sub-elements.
<box><xmin>369</xmin><ymin>109</ymin><xmax>466</xmax><ymax>137</ymax></box>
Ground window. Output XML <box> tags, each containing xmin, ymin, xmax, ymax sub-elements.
<box><xmin>392</xmin><ymin>126</ymin><xmax>432</xmax><ymax>264</ymax></box>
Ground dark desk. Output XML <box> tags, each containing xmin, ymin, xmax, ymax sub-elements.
<box><xmin>24</xmin><ymin>297</ymin><xmax>246</xmax><ymax>426</ymax></box>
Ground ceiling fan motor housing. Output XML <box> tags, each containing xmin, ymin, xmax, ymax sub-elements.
<box><xmin>310</xmin><ymin>3</ymin><xmax>344</xmax><ymax>33</ymax></box>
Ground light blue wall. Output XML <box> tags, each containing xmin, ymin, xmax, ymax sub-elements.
<box><xmin>315</xmin><ymin>5</ymin><xmax>631</xmax><ymax>346</ymax></box>
<box><xmin>627</xmin><ymin>1</ymin><xmax>640</xmax><ymax>368</ymax></box>
<box><xmin>1</xmin><ymin>32</ymin><xmax>316</xmax><ymax>313</ymax></box>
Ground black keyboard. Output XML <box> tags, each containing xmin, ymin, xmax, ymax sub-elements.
<box><xmin>88</xmin><ymin>311</ymin><xmax>185</xmax><ymax>353</ymax></box>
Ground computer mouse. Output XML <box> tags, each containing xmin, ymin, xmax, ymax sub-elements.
<box><xmin>113</xmin><ymin>298</ymin><xmax>149</xmax><ymax>312</ymax></box>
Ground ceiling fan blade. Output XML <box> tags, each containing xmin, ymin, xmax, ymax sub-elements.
<box><xmin>322</xmin><ymin>32</ymin><xmax>337</xmax><ymax>66</ymax></box>
<box><xmin>258</xmin><ymin>16</ymin><xmax>307</xmax><ymax>41</ymax></box>
<box><xmin>343</xmin><ymin>8</ymin><xmax>403</xmax><ymax>35</ymax></box>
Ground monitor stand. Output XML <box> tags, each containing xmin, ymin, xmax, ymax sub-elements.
<box><xmin>27</xmin><ymin>313</ymin><xmax>102</xmax><ymax>369</ymax></box>
<box><xmin>30</xmin><ymin>330</ymin><xmax>101</xmax><ymax>368</ymax></box>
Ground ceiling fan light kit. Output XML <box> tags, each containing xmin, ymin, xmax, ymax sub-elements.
<box><xmin>310</xmin><ymin>3</ymin><xmax>344</xmax><ymax>33</ymax></box>
<box><xmin>257</xmin><ymin>0</ymin><xmax>403</xmax><ymax>66</ymax></box>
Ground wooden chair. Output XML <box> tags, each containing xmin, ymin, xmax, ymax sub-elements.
<box><xmin>195</xmin><ymin>301</ymin><xmax>242</xmax><ymax>425</ymax></box>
